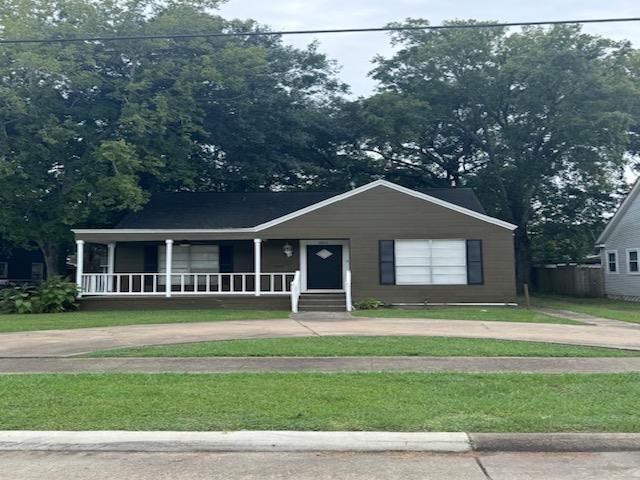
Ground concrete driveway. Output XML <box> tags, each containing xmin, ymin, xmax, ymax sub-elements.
<box><xmin>2</xmin><ymin>317</ymin><xmax>640</xmax><ymax>357</ymax></box>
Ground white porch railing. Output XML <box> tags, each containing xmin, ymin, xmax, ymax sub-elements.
<box><xmin>81</xmin><ymin>272</ymin><xmax>295</xmax><ymax>296</ymax></box>
<box><xmin>345</xmin><ymin>269</ymin><xmax>353</xmax><ymax>312</ymax></box>
<box><xmin>290</xmin><ymin>270</ymin><xmax>301</xmax><ymax>313</ymax></box>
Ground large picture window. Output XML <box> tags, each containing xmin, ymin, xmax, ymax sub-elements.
<box><xmin>395</xmin><ymin>240</ymin><xmax>467</xmax><ymax>285</ymax></box>
<box><xmin>158</xmin><ymin>244</ymin><xmax>219</xmax><ymax>281</ymax></box>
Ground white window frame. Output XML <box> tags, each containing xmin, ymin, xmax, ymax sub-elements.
<box><xmin>395</xmin><ymin>239</ymin><xmax>468</xmax><ymax>286</ymax></box>
<box><xmin>606</xmin><ymin>250</ymin><xmax>619</xmax><ymax>274</ymax></box>
<box><xmin>0</xmin><ymin>261</ymin><xmax>7</xmax><ymax>279</ymax></box>
<box><xmin>158</xmin><ymin>244</ymin><xmax>220</xmax><ymax>285</ymax></box>
<box><xmin>626</xmin><ymin>248</ymin><xmax>640</xmax><ymax>275</ymax></box>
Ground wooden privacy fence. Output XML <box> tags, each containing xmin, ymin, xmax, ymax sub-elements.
<box><xmin>533</xmin><ymin>265</ymin><xmax>604</xmax><ymax>298</ymax></box>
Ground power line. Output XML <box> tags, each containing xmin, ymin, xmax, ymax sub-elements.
<box><xmin>1</xmin><ymin>17</ymin><xmax>640</xmax><ymax>44</ymax></box>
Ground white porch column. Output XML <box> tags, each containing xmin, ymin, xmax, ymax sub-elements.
<box><xmin>75</xmin><ymin>240</ymin><xmax>84</xmax><ymax>298</ymax></box>
<box><xmin>254</xmin><ymin>238</ymin><xmax>262</xmax><ymax>297</ymax></box>
<box><xmin>165</xmin><ymin>239</ymin><xmax>173</xmax><ymax>298</ymax></box>
<box><xmin>107</xmin><ymin>243</ymin><xmax>116</xmax><ymax>292</ymax></box>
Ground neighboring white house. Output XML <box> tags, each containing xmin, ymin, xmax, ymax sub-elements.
<box><xmin>597</xmin><ymin>178</ymin><xmax>640</xmax><ymax>302</ymax></box>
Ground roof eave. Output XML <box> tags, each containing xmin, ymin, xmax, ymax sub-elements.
<box><xmin>73</xmin><ymin>180</ymin><xmax>518</xmax><ymax>236</ymax></box>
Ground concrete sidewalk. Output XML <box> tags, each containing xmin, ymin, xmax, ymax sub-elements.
<box><xmin>4</xmin><ymin>317</ymin><xmax>640</xmax><ymax>357</ymax></box>
<box><xmin>4</xmin><ymin>356</ymin><xmax>640</xmax><ymax>374</ymax></box>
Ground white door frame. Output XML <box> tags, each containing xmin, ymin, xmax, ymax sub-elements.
<box><xmin>300</xmin><ymin>240</ymin><xmax>350</xmax><ymax>293</ymax></box>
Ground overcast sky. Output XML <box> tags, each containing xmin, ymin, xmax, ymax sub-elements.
<box><xmin>218</xmin><ymin>0</ymin><xmax>640</xmax><ymax>96</ymax></box>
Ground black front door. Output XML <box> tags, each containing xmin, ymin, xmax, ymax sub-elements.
<box><xmin>306</xmin><ymin>245</ymin><xmax>343</xmax><ymax>290</ymax></box>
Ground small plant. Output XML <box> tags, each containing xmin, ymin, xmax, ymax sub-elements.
<box><xmin>0</xmin><ymin>277</ymin><xmax>78</xmax><ymax>314</ymax></box>
<box><xmin>36</xmin><ymin>277</ymin><xmax>79</xmax><ymax>313</ymax></box>
<box><xmin>354</xmin><ymin>297</ymin><xmax>385</xmax><ymax>310</ymax></box>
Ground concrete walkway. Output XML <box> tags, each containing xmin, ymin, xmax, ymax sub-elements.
<box><xmin>535</xmin><ymin>308</ymin><xmax>639</xmax><ymax>329</ymax></box>
<box><xmin>4</xmin><ymin>356</ymin><xmax>640</xmax><ymax>374</ymax></box>
<box><xmin>5</xmin><ymin>317</ymin><xmax>640</xmax><ymax>357</ymax></box>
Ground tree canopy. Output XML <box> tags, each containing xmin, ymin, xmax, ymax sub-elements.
<box><xmin>0</xmin><ymin>0</ymin><xmax>346</xmax><ymax>273</ymax></box>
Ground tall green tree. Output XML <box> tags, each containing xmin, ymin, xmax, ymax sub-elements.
<box><xmin>349</xmin><ymin>20</ymin><xmax>638</xmax><ymax>288</ymax></box>
<box><xmin>0</xmin><ymin>0</ymin><xmax>345</xmax><ymax>274</ymax></box>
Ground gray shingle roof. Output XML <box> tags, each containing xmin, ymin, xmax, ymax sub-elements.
<box><xmin>115</xmin><ymin>187</ymin><xmax>486</xmax><ymax>229</ymax></box>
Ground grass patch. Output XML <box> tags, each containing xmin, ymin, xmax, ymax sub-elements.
<box><xmin>87</xmin><ymin>336</ymin><xmax>640</xmax><ymax>358</ymax></box>
<box><xmin>0</xmin><ymin>309</ymin><xmax>290</xmax><ymax>333</ymax></box>
<box><xmin>1</xmin><ymin>373</ymin><xmax>639</xmax><ymax>432</ymax></box>
<box><xmin>352</xmin><ymin>307</ymin><xmax>578</xmax><ymax>324</ymax></box>
<box><xmin>533</xmin><ymin>295</ymin><xmax>640</xmax><ymax>324</ymax></box>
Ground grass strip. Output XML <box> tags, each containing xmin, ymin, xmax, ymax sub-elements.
<box><xmin>352</xmin><ymin>307</ymin><xmax>579</xmax><ymax>324</ymax></box>
<box><xmin>1</xmin><ymin>373</ymin><xmax>639</xmax><ymax>432</ymax></box>
<box><xmin>0</xmin><ymin>309</ymin><xmax>289</xmax><ymax>333</ymax></box>
<box><xmin>87</xmin><ymin>336</ymin><xmax>640</xmax><ymax>358</ymax></box>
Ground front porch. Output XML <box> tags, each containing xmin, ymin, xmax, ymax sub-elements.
<box><xmin>74</xmin><ymin>238</ymin><xmax>352</xmax><ymax>312</ymax></box>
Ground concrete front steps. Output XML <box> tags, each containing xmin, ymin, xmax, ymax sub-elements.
<box><xmin>298</xmin><ymin>293</ymin><xmax>347</xmax><ymax>312</ymax></box>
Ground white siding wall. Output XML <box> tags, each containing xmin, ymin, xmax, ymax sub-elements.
<box><xmin>602</xmin><ymin>191</ymin><xmax>640</xmax><ymax>301</ymax></box>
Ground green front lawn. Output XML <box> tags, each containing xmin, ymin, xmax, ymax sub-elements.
<box><xmin>2</xmin><ymin>373</ymin><xmax>639</xmax><ymax>432</ymax></box>
<box><xmin>0</xmin><ymin>309</ymin><xmax>290</xmax><ymax>333</ymax></box>
<box><xmin>88</xmin><ymin>336</ymin><xmax>640</xmax><ymax>358</ymax></box>
<box><xmin>533</xmin><ymin>295</ymin><xmax>640</xmax><ymax>323</ymax></box>
<box><xmin>353</xmin><ymin>307</ymin><xmax>578</xmax><ymax>324</ymax></box>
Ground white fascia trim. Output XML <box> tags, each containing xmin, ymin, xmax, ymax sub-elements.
<box><xmin>254</xmin><ymin>180</ymin><xmax>518</xmax><ymax>231</ymax></box>
<box><xmin>597</xmin><ymin>178</ymin><xmax>640</xmax><ymax>244</ymax></box>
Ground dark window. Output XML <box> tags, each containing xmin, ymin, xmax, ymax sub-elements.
<box><xmin>379</xmin><ymin>240</ymin><xmax>395</xmax><ymax>285</ymax></box>
<box><xmin>219</xmin><ymin>245</ymin><xmax>234</xmax><ymax>273</ymax></box>
<box><xmin>0</xmin><ymin>261</ymin><xmax>7</xmax><ymax>279</ymax></box>
<box><xmin>466</xmin><ymin>240</ymin><xmax>484</xmax><ymax>285</ymax></box>
<box><xmin>608</xmin><ymin>252</ymin><xmax>618</xmax><ymax>273</ymax></box>
<box><xmin>629</xmin><ymin>250</ymin><xmax>639</xmax><ymax>273</ymax></box>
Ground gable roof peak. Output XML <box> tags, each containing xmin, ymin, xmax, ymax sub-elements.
<box><xmin>597</xmin><ymin>177</ymin><xmax>640</xmax><ymax>244</ymax></box>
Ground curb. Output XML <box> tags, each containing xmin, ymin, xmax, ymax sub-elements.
<box><xmin>1</xmin><ymin>431</ymin><xmax>639</xmax><ymax>453</ymax></box>
<box><xmin>0</xmin><ymin>431</ymin><xmax>471</xmax><ymax>453</ymax></box>
<box><xmin>469</xmin><ymin>433</ymin><xmax>640</xmax><ymax>452</ymax></box>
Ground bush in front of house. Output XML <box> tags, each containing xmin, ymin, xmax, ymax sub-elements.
<box><xmin>0</xmin><ymin>283</ymin><xmax>39</xmax><ymax>314</ymax></box>
<box><xmin>0</xmin><ymin>277</ymin><xmax>78</xmax><ymax>314</ymax></box>
<box><xmin>354</xmin><ymin>297</ymin><xmax>386</xmax><ymax>310</ymax></box>
<box><xmin>36</xmin><ymin>277</ymin><xmax>79</xmax><ymax>313</ymax></box>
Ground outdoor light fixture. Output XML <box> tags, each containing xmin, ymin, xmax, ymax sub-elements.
<box><xmin>283</xmin><ymin>242</ymin><xmax>294</xmax><ymax>258</ymax></box>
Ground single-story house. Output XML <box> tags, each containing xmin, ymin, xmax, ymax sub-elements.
<box><xmin>596</xmin><ymin>178</ymin><xmax>640</xmax><ymax>302</ymax></box>
<box><xmin>0</xmin><ymin>242</ymin><xmax>46</xmax><ymax>286</ymax></box>
<box><xmin>72</xmin><ymin>180</ymin><xmax>518</xmax><ymax>311</ymax></box>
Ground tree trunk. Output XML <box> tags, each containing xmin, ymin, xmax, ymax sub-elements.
<box><xmin>37</xmin><ymin>242</ymin><xmax>66</xmax><ymax>279</ymax></box>
<box><xmin>514</xmin><ymin>227</ymin><xmax>532</xmax><ymax>294</ymax></box>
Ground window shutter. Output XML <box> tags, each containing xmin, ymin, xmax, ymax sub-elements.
<box><xmin>219</xmin><ymin>245</ymin><xmax>234</xmax><ymax>273</ymax></box>
<box><xmin>466</xmin><ymin>240</ymin><xmax>484</xmax><ymax>285</ymax></box>
<box><xmin>379</xmin><ymin>240</ymin><xmax>396</xmax><ymax>285</ymax></box>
